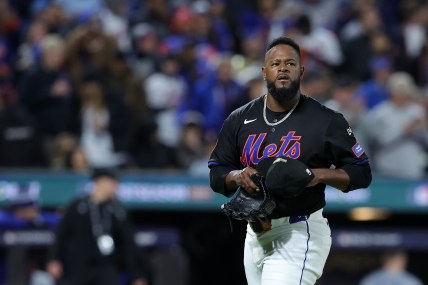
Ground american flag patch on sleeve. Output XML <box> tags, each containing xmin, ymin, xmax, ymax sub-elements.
<box><xmin>352</xmin><ymin>143</ymin><xmax>364</xmax><ymax>158</ymax></box>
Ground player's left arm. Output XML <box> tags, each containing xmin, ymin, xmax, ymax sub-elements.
<box><xmin>309</xmin><ymin>113</ymin><xmax>372</xmax><ymax>192</ymax></box>
<box><xmin>306</xmin><ymin>168</ymin><xmax>351</xmax><ymax>192</ymax></box>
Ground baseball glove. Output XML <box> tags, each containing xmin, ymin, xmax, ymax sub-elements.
<box><xmin>221</xmin><ymin>173</ymin><xmax>276</xmax><ymax>232</ymax></box>
<box><xmin>220</xmin><ymin>156</ymin><xmax>314</xmax><ymax>232</ymax></box>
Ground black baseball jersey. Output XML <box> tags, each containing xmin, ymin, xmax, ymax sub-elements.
<box><xmin>209</xmin><ymin>94</ymin><xmax>371</xmax><ymax>217</ymax></box>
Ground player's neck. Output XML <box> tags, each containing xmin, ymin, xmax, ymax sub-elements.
<box><xmin>266</xmin><ymin>92</ymin><xmax>300</xmax><ymax>113</ymax></box>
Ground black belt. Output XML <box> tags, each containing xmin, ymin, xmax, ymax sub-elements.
<box><xmin>250</xmin><ymin>214</ymin><xmax>310</xmax><ymax>234</ymax></box>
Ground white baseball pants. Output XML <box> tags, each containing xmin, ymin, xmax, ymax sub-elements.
<box><xmin>244</xmin><ymin>208</ymin><xmax>332</xmax><ymax>285</ymax></box>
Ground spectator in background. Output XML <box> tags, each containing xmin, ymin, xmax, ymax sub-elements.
<box><xmin>0</xmin><ymin>85</ymin><xmax>48</xmax><ymax>168</ymax></box>
<box><xmin>287</xmin><ymin>14</ymin><xmax>344</xmax><ymax>70</ymax></box>
<box><xmin>356</xmin><ymin>56</ymin><xmax>392</xmax><ymax>110</ymax></box>
<box><xmin>324</xmin><ymin>74</ymin><xmax>372</xmax><ymax>172</ymax></box>
<box><xmin>188</xmin><ymin>140</ymin><xmax>217</xmax><ymax>177</ymax></box>
<box><xmin>18</xmin><ymin>34</ymin><xmax>78</xmax><ymax>139</ymax></box>
<box><xmin>128</xmin><ymin>116</ymin><xmax>179</xmax><ymax>170</ymax></box>
<box><xmin>54</xmin><ymin>0</ymin><xmax>103</xmax><ymax>20</ymax></box>
<box><xmin>31</xmin><ymin>3</ymin><xmax>71</xmax><ymax>36</ymax></box>
<box><xmin>418</xmin><ymin>34</ymin><xmax>428</xmax><ymax>87</ymax></box>
<box><xmin>0</xmin><ymin>38</ymin><xmax>13</xmax><ymax>83</ymax></box>
<box><xmin>359</xmin><ymin>71</ymin><xmax>427</xmax><ymax>179</ymax></box>
<box><xmin>15</xmin><ymin>20</ymin><xmax>48</xmax><ymax>74</ymax></box>
<box><xmin>129</xmin><ymin>0</ymin><xmax>172</xmax><ymax>40</ymax></box>
<box><xmin>0</xmin><ymin>185</ymin><xmax>59</xmax><ymax>230</ymax></box>
<box><xmin>339</xmin><ymin>0</ymin><xmax>382</xmax><ymax>41</ymax></box>
<box><xmin>324</xmin><ymin>75</ymin><xmax>365</xmax><ymax>130</ymax></box>
<box><xmin>237</xmin><ymin>0</ymin><xmax>277</xmax><ymax>43</ymax></box>
<box><xmin>340</xmin><ymin>4</ymin><xmax>385</xmax><ymax>81</ymax></box>
<box><xmin>300</xmin><ymin>68</ymin><xmax>333</xmax><ymax>103</ymax></box>
<box><xmin>188</xmin><ymin>0</ymin><xmax>234</xmax><ymax>53</ymax></box>
<box><xmin>276</xmin><ymin>0</ymin><xmax>340</xmax><ymax>31</ymax></box>
<box><xmin>68</xmin><ymin>146</ymin><xmax>89</xmax><ymax>172</ymax></box>
<box><xmin>103</xmin><ymin>51</ymin><xmax>138</xmax><ymax>158</ymax></box>
<box><xmin>185</xmin><ymin>53</ymin><xmax>243</xmax><ymax>136</ymax></box>
<box><xmin>0</xmin><ymin>0</ymin><xmax>24</xmax><ymax>56</ymax></box>
<box><xmin>98</xmin><ymin>0</ymin><xmax>132</xmax><ymax>53</ymax></box>
<box><xmin>234</xmin><ymin>32</ymin><xmax>266</xmax><ymax>86</ymax></box>
<box><xmin>395</xmin><ymin>1</ymin><xmax>428</xmax><ymax>80</ymax></box>
<box><xmin>244</xmin><ymin>77</ymin><xmax>266</xmax><ymax>101</ymax></box>
<box><xmin>144</xmin><ymin>53</ymin><xmax>187</xmax><ymax>147</ymax></box>
<box><xmin>359</xmin><ymin>250</ymin><xmax>423</xmax><ymax>285</ymax></box>
<box><xmin>49</xmin><ymin>132</ymin><xmax>89</xmax><ymax>172</ymax></box>
<box><xmin>129</xmin><ymin>23</ymin><xmax>161</xmax><ymax>80</ymax></box>
<box><xmin>231</xmin><ymin>77</ymin><xmax>266</xmax><ymax>111</ymax></box>
<box><xmin>46</xmin><ymin>168</ymin><xmax>149</xmax><ymax>285</ymax></box>
<box><xmin>0</xmin><ymin>185</ymin><xmax>60</xmax><ymax>285</ymax></box>
<box><xmin>78</xmin><ymin>78</ymin><xmax>127</xmax><ymax>169</ymax></box>
<box><xmin>208</xmin><ymin>0</ymin><xmax>235</xmax><ymax>52</ymax></box>
<box><xmin>175</xmin><ymin>112</ymin><xmax>205</xmax><ymax>170</ymax></box>
<box><xmin>64</xmin><ymin>19</ymin><xmax>117</xmax><ymax>89</ymax></box>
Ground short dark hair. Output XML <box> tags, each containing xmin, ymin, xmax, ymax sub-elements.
<box><xmin>266</xmin><ymin>36</ymin><xmax>301</xmax><ymax>58</ymax></box>
<box><xmin>91</xmin><ymin>168</ymin><xmax>118</xmax><ymax>181</ymax></box>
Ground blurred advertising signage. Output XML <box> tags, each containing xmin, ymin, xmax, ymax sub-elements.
<box><xmin>0</xmin><ymin>181</ymin><xmax>40</xmax><ymax>202</ymax></box>
<box><xmin>325</xmin><ymin>186</ymin><xmax>371</xmax><ymax>204</ymax></box>
<box><xmin>409</xmin><ymin>182</ymin><xmax>428</xmax><ymax>206</ymax></box>
<box><xmin>81</xmin><ymin>182</ymin><xmax>215</xmax><ymax>203</ymax></box>
<box><xmin>119</xmin><ymin>183</ymin><xmax>214</xmax><ymax>202</ymax></box>
<box><xmin>0</xmin><ymin>230</ymin><xmax>54</xmax><ymax>246</ymax></box>
<box><xmin>332</xmin><ymin>229</ymin><xmax>428</xmax><ymax>250</ymax></box>
<box><xmin>0</xmin><ymin>228</ymin><xmax>177</xmax><ymax>247</ymax></box>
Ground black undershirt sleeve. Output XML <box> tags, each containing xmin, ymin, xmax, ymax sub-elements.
<box><xmin>209</xmin><ymin>165</ymin><xmax>237</xmax><ymax>197</ymax></box>
<box><xmin>341</xmin><ymin>163</ymin><xmax>372</xmax><ymax>192</ymax></box>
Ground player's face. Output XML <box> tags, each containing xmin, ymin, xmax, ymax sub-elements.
<box><xmin>262</xmin><ymin>44</ymin><xmax>304</xmax><ymax>103</ymax></box>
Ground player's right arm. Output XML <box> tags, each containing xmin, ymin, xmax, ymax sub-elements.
<box><xmin>209</xmin><ymin>113</ymin><xmax>259</xmax><ymax>196</ymax></box>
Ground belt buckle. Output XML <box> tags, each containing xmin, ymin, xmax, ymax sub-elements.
<box><xmin>289</xmin><ymin>215</ymin><xmax>310</xmax><ymax>224</ymax></box>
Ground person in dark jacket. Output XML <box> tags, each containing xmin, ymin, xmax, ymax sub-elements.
<box><xmin>46</xmin><ymin>168</ymin><xmax>149</xmax><ymax>285</ymax></box>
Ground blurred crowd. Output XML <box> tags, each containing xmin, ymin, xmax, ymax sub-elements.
<box><xmin>0</xmin><ymin>0</ymin><xmax>427</xmax><ymax>179</ymax></box>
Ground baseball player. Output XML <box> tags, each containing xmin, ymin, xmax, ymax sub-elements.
<box><xmin>208</xmin><ymin>36</ymin><xmax>372</xmax><ymax>285</ymax></box>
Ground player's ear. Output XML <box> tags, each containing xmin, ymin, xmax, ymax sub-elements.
<box><xmin>300</xmin><ymin>65</ymin><xmax>305</xmax><ymax>79</ymax></box>
<box><xmin>261</xmin><ymin>66</ymin><xmax>266</xmax><ymax>81</ymax></box>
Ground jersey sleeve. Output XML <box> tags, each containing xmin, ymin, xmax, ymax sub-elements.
<box><xmin>326</xmin><ymin>113</ymin><xmax>369</xmax><ymax>166</ymax></box>
<box><xmin>326</xmin><ymin>113</ymin><xmax>372</xmax><ymax>191</ymax></box>
<box><xmin>208</xmin><ymin>112</ymin><xmax>241</xmax><ymax>170</ymax></box>
<box><xmin>208</xmin><ymin>112</ymin><xmax>242</xmax><ymax>196</ymax></box>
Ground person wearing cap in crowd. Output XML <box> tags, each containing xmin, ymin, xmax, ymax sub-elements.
<box><xmin>359</xmin><ymin>71</ymin><xmax>427</xmax><ymax>179</ymax></box>
<box><xmin>46</xmin><ymin>168</ymin><xmax>149</xmax><ymax>285</ymax></box>
<box><xmin>0</xmin><ymin>186</ymin><xmax>60</xmax><ymax>285</ymax></box>
<box><xmin>356</xmin><ymin>56</ymin><xmax>393</xmax><ymax>110</ymax></box>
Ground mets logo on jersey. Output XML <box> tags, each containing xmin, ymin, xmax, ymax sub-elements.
<box><xmin>240</xmin><ymin>131</ymin><xmax>301</xmax><ymax>166</ymax></box>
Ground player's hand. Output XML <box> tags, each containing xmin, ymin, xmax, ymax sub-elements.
<box><xmin>132</xmin><ymin>278</ymin><xmax>148</xmax><ymax>285</ymax></box>
<box><xmin>46</xmin><ymin>260</ymin><xmax>63</xmax><ymax>280</ymax></box>
<box><xmin>234</xmin><ymin>167</ymin><xmax>260</xmax><ymax>195</ymax></box>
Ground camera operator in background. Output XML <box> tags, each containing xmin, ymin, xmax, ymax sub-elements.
<box><xmin>46</xmin><ymin>168</ymin><xmax>149</xmax><ymax>285</ymax></box>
